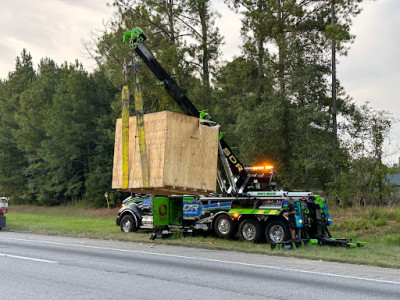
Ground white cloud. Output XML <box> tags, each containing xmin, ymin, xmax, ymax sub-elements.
<box><xmin>0</xmin><ymin>0</ymin><xmax>111</xmax><ymax>79</ymax></box>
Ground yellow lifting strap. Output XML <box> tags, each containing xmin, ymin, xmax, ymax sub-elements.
<box><xmin>121</xmin><ymin>84</ymin><xmax>130</xmax><ymax>189</ymax></box>
<box><xmin>134</xmin><ymin>63</ymin><xmax>150</xmax><ymax>188</ymax></box>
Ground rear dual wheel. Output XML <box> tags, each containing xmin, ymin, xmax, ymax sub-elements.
<box><xmin>213</xmin><ymin>214</ymin><xmax>237</xmax><ymax>239</ymax></box>
<box><xmin>238</xmin><ymin>219</ymin><xmax>262</xmax><ymax>243</ymax></box>
<box><xmin>238</xmin><ymin>218</ymin><xmax>290</xmax><ymax>244</ymax></box>
<box><xmin>265</xmin><ymin>219</ymin><xmax>290</xmax><ymax>243</ymax></box>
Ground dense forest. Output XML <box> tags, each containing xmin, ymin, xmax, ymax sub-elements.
<box><xmin>0</xmin><ymin>0</ymin><xmax>398</xmax><ymax>207</ymax></box>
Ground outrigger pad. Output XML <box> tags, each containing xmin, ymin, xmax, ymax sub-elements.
<box><xmin>317</xmin><ymin>237</ymin><xmax>367</xmax><ymax>248</ymax></box>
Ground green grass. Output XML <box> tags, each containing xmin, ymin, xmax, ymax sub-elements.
<box><xmin>3</xmin><ymin>204</ymin><xmax>400</xmax><ymax>269</ymax></box>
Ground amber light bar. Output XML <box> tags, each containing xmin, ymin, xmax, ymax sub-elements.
<box><xmin>246</xmin><ymin>165</ymin><xmax>274</xmax><ymax>172</ymax></box>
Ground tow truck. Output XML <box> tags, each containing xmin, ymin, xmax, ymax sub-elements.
<box><xmin>0</xmin><ymin>196</ymin><xmax>8</xmax><ymax>230</ymax></box>
<box><xmin>116</xmin><ymin>28</ymin><xmax>365</xmax><ymax>248</ymax></box>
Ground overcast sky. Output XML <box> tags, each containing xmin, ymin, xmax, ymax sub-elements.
<box><xmin>0</xmin><ymin>0</ymin><xmax>398</xmax><ymax>164</ymax></box>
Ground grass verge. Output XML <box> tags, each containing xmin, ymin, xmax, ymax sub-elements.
<box><xmin>3</xmin><ymin>204</ymin><xmax>400</xmax><ymax>269</ymax></box>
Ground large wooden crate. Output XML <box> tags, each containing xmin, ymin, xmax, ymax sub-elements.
<box><xmin>112</xmin><ymin>111</ymin><xmax>219</xmax><ymax>195</ymax></box>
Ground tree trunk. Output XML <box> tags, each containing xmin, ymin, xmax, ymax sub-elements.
<box><xmin>257</xmin><ymin>36</ymin><xmax>265</xmax><ymax>102</ymax></box>
<box><xmin>277</xmin><ymin>1</ymin><xmax>290</xmax><ymax>171</ymax></box>
<box><xmin>256</xmin><ymin>0</ymin><xmax>265</xmax><ymax>102</ymax></box>
<box><xmin>199</xmin><ymin>2</ymin><xmax>211</xmax><ymax>108</ymax></box>
<box><xmin>331</xmin><ymin>0</ymin><xmax>338</xmax><ymax>179</ymax></box>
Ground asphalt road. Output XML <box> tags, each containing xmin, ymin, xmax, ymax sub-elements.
<box><xmin>0</xmin><ymin>232</ymin><xmax>399</xmax><ymax>299</ymax></box>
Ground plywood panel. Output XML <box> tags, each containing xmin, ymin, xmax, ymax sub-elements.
<box><xmin>112</xmin><ymin>111</ymin><xmax>219</xmax><ymax>194</ymax></box>
<box><xmin>163</xmin><ymin>112</ymin><xmax>219</xmax><ymax>192</ymax></box>
<box><xmin>112</xmin><ymin>118</ymin><xmax>123</xmax><ymax>189</ymax></box>
<box><xmin>128</xmin><ymin>112</ymin><xmax>167</xmax><ymax>188</ymax></box>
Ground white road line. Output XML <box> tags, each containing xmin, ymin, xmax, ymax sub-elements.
<box><xmin>0</xmin><ymin>253</ymin><xmax>57</xmax><ymax>264</ymax></box>
<box><xmin>1</xmin><ymin>236</ymin><xmax>399</xmax><ymax>285</ymax></box>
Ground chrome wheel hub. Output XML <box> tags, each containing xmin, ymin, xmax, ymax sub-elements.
<box><xmin>122</xmin><ymin>220</ymin><xmax>132</xmax><ymax>232</ymax></box>
<box><xmin>242</xmin><ymin>223</ymin><xmax>256</xmax><ymax>240</ymax></box>
<box><xmin>269</xmin><ymin>225</ymin><xmax>284</xmax><ymax>243</ymax></box>
<box><xmin>218</xmin><ymin>219</ymin><xmax>230</xmax><ymax>234</ymax></box>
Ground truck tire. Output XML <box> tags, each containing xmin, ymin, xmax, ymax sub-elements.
<box><xmin>213</xmin><ymin>214</ymin><xmax>237</xmax><ymax>239</ymax></box>
<box><xmin>265</xmin><ymin>219</ymin><xmax>289</xmax><ymax>243</ymax></box>
<box><xmin>238</xmin><ymin>219</ymin><xmax>262</xmax><ymax>243</ymax></box>
<box><xmin>120</xmin><ymin>215</ymin><xmax>136</xmax><ymax>232</ymax></box>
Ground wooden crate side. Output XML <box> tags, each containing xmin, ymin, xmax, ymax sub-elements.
<box><xmin>128</xmin><ymin>112</ymin><xmax>167</xmax><ymax>188</ymax></box>
<box><xmin>112</xmin><ymin>118</ymin><xmax>123</xmax><ymax>189</ymax></box>
<box><xmin>194</xmin><ymin>123</ymin><xmax>219</xmax><ymax>192</ymax></box>
<box><xmin>112</xmin><ymin>112</ymin><xmax>168</xmax><ymax>190</ymax></box>
<box><xmin>163</xmin><ymin>112</ymin><xmax>219</xmax><ymax>193</ymax></box>
<box><xmin>113</xmin><ymin>111</ymin><xmax>218</xmax><ymax>194</ymax></box>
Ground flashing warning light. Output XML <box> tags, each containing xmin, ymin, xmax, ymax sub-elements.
<box><xmin>248</xmin><ymin>165</ymin><xmax>274</xmax><ymax>171</ymax></box>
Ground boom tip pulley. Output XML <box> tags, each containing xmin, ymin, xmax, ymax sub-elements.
<box><xmin>123</xmin><ymin>27</ymin><xmax>147</xmax><ymax>49</ymax></box>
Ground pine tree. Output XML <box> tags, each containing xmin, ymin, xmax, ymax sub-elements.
<box><xmin>183</xmin><ymin>0</ymin><xmax>223</xmax><ymax>109</ymax></box>
<box><xmin>13</xmin><ymin>58</ymin><xmax>59</xmax><ymax>202</ymax></box>
<box><xmin>37</xmin><ymin>63</ymin><xmax>98</xmax><ymax>204</ymax></box>
<box><xmin>83</xmin><ymin>67</ymin><xmax>120</xmax><ymax>207</ymax></box>
<box><xmin>0</xmin><ymin>49</ymin><xmax>35</xmax><ymax>200</ymax></box>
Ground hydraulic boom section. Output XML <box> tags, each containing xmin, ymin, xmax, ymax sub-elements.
<box><xmin>123</xmin><ymin>27</ymin><xmax>274</xmax><ymax>194</ymax></box>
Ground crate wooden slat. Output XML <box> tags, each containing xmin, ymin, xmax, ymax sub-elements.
<box><xmin>112</xmin><ymin>111</ymin><xmax>219</xmax><ymax>195</ymax></box>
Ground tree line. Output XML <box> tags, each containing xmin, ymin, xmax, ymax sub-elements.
<box><xmin>0</xmin><ymin>0</ymin><xmax>398</xmax><ymax>207</ymax></box>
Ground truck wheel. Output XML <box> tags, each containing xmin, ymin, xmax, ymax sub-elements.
<box><xmin>120</xmin><ymin>215</ymin><xmax>136</xmax><ymax>232</ymax></box>
<box><xmin>265</xmin><ymin>219</ymin><xmax>289</xmax><ymax>243</ymax></box>
<box><xmin>213</xmin><ymin>214</ymin><xmax>236</xmax><ymax>239</ymax></box>
<box><xmin>238</xmin><ymin>219</ymin><xmax>262</xmax><ymax>243</ymax></box>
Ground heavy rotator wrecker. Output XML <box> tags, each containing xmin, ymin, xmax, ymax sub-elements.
<box><xmin>116</xmin><ymin>28</ymin><xmax>365</xmax><ymax>248</ymax></box>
